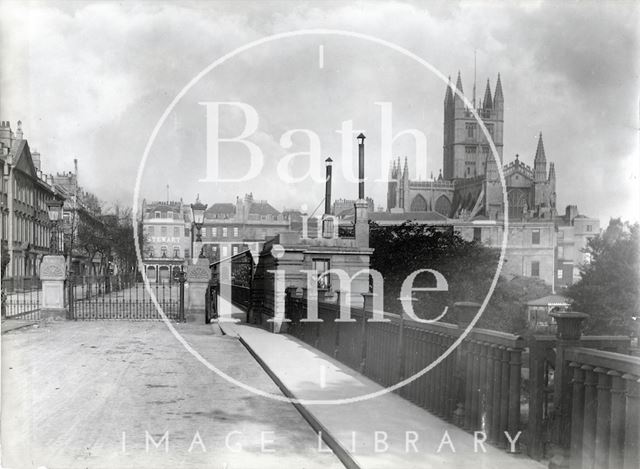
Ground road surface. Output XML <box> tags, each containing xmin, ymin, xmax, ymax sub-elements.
<box><xmin>1</xmin><ymin>321</ymin><xmax>343</xmax><ymax>469</ymax></box>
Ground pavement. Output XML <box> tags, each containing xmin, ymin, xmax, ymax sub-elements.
<box><xmin>217</xmin><ymin>299</ymin><xmax>546</xmax><ymax>469</ymax></box>
<box><xmin>1</xmin><ymin>318</ymin><xmax>40</xmax><ymax>334</ymax></box>
<box><xmin>1</xmin><ymin>321</ymin><xmax>343</xmax><ymax>469</ymax></box>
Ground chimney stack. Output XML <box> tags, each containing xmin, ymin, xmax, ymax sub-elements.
<box><xmin>354</xmin><ymin>134</ymin><xmax>369</xmax><ymax>248</ymax></box>
<box><xmin>357</xmin><ymin>133</ymin><xmax>366</xmax><ymax>200</ymax></box>
<box><xmin>32</xmin><ymin>149</ymin><xmax>41</xmax><ymax>170</ymax></box>
<box><xmin>324</xmin><ymin>157</ymin><xmax>333</xmax><ymax>215</ymax></box>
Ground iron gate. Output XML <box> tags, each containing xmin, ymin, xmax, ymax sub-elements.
<box><xmin>1</xmin><ymin>276</ymin><xmax>42</xmax><ymax>321</ymax></box>
<box><xmin>68</xmin><ymin>273</ymin><xmax>185</xmax><ymax>321</ymax></box>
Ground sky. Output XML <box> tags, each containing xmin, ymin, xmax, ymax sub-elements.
<box><xmin>1</xmin><ymin>0</ymin><xmax>638</xmax><ymax>224</ymax></box>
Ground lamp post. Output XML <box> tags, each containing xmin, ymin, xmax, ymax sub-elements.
<box><xmin>190</xmin><ymin>195</ymin><xmax>207</xmax><ymax>258</ymax></box>
<box><xmin>46</xmin><ymin>199</ymin><xmax>63</xmax><ymax>254</ymax></box>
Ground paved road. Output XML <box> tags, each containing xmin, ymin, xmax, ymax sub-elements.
<box><xmin>1</xmin><ymin>322</ymin><xmax>343</xmax><ymax>469</ymax></box>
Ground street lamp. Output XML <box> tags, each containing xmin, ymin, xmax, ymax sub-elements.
<box><xmin>46</xmin><ymin>199</ymin><xmax>63</xmax><ymax>254</ymax></box>
<box><xmin>190</xmin><ymin>195</ymin><xmax>207</xmax><ymax>258</ymax></box>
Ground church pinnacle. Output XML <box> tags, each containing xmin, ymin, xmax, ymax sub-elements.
<box><xmin>494</xmin><ymin>73</ymin><xmax>503</xmax><ymax>102</ymax></box>
<box><xmin>534</xmin><ymin>132</ymin><xmax>546</xmax><ymax>163</ymax></box>
<box><xmin>445</xmin><ymin>76</ymin><xmax>453</xmax><ymax>104</ymax></box>
<box><xmin>455</xmin><ymin>71</ymin><xmax>464</xmax><ymax>94</ymax></box>
<box><xmin>483</xmin><ymin>79</ymin><xmax>493</xmax><ymax>109</ymax></box>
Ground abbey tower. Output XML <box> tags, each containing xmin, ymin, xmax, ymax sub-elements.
<box><xmin>386</xmin><ymin>72</ymin><xmax>556</xmax><ymax>221</ymax></box>
<box><xmin>443</xmin><ymin>73</ymin><xmax>504</xmax><ymax>180</ymax></box>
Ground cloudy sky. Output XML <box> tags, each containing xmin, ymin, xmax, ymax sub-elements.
<box><xmin>1</xmin><ymin>0</ymin><xmax>638</xmax><ymax>223</ymax></box>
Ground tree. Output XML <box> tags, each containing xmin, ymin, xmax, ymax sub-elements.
<box><xmin>369</xmin><ymin>222</ymin><xmax>555</xmax><ymax>333</ymax></box>
<box><xmin>481</xmin><ymin>276</ymin><xmax>552</xmax><ymax>334</ymax></box>
<box><xmin>1</xmin><ymin>240</ymin><xmax>9</xmax><ymax>278</ymax></box>
<box><xmin>77</xmin><ymin>210</ymin><xmax>110</xmax><ymax>275</ymax></box>
<box><xmin>369</xmin><ymin>221</ymin><xmax>500</xmax><ymax>320</ymax></box>
<box><xmin>567</xmin><ymin>219</ymin><xmax>640</xmax><ymax>336</ymax></box>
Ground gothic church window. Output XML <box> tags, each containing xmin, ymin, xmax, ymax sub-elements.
<box><xmin>434</xmin><ymin>195</ymin><xmax>451</xmax><ymax>216</ymax></box>
<box><xmin>409</xmin><ymin>194</ymin><xmax>428</xmax><ymax>212</ymax></box>
<box><xmin>466</xmin><ymin>123</ymin><xmax>476</xmax><ymax>138</ymax></box>
<box><xmin>508</xmin><ymin>189</ymin><xmax>528</xmax><ymax>219</ymax></box>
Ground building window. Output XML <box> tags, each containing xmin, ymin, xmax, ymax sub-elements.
<box><xmin>557</xmin><ymin>246</ymin><xmax>564</xmax><ymax>259</ymax></box>
<box><xmin>161</xmin><ymin>246</ymin><xmax>168</xmax><ymax>258</ymax></box>
<box><xmin>466</xmin><ymin>123</ymin><xmax>476</xmax><ymax>138</ymax></box>
<box><xmin>173</xmin><ymin>246</ymin><xmax>180</xmax><ymax>258</ymax></box>
<box><xmin>148</xmin><ymin>226</ymin><xmax>155</xmax><ymax>235</ymax></box>
<box><xmin>531</xmin><ymin>261</ymin><xmax>540</xmax><ymax>277</ymax></box>
<box><xmin>212</xmin><ymin>227</ymin><xmax>217</xmax><ymax>237</ymax></box>
<box><xmin>486</xmin><ymin>123</ymin><xmax>494</xmax><ymax>137</ymax></box>
<box><xmin>184</xmin><ymin>227</ymin><xmax>190</xmax><ymax>237</ymax></box>
<box><xmin>586</xmin><ymin>225</ymin><xmax>592</xmax><ymax>232</ymax></box>
<box><xmin>465</xmin><ymin>146</ymin><xmax>476</xmax><ymax>154</ymax></box>
<box><xmin>184</xmin><ymin>248</ymin><xmax>190</xmax><ymax>258</ymax></box>
<box><xmin>173</xmin><ymin>227</ymin><xmax>180</xmax><ymax>237</ymax></box>
<box><xmin>155</xmin><ymin>211</ymin><xmax>161</xmax><ymax>218</ymax></box>
<box><xmin>232</xmin><ymin>246</ymin><xmax>238</xmax><ymax>256</ymax></box>
<box><xmin>222</xmin><ymin>245</ymin><xmax>228</xmax><ymax>257</ymax></box>
<box><xmin>233</xmin><ymin>227</ymin><xmax>239</xmax><ymax>237</ymax></box>
<box><xmin>167</xmin><ymin>211</ymin><xmax>173</xmax><ymax>219</ymax></box>
<box><xmin>222</xmin><ymin>227</ymin><xmax>228</xmax><ymax>237</ymax></box>
<box><xmin>473</xmin><ymin>227</ymin><xmax>482</xmax><ymax>242</ymax></box>
<box><xmin>557</xmin><ymin>269</ymin><xmax>563</xmax><ymax>279</ymax></box>
<box><xmin>532</xmin><ymin>229</ymin><xmax>540</xmax><ymax>245</ymax></box>
<box><xmin>161</xmin><ymin>226</ymin><xmax>167</xmax><ymax>236</ymax></box>
<box><xmin>202</xmin><ymin>227</ymin><xmax>207</xmax><ymax>237</ymax></box>
<box><xmin>314</xmin><ymin>259</ymin><xmax>331</xmax><ymax>290</ymax></box>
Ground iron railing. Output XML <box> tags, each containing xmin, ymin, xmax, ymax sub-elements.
<box><xmin>68</xmin><ymin>273</ymin><xmax>184</xmax><ymax>321</ymax></box>
<box><xmin>1</xmin><ymin>276</ymin><xmax>42</xmax><ymax>321</ymax></box>
<box><xmin>285</xmin><ymin>296</ymin><xmax>526</xmax><ymax>450</ymax></box>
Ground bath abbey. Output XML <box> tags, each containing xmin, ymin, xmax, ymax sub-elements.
<box><xmin>386</xmin><ymin>72</ymin><xmax>557</xmax><ymax>221</ymax></box>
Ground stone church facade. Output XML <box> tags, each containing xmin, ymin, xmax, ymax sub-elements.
<box><xmin>380</xmin><ymin>73</ymin><xmax>579</xmax><ymax>289</ymax></box>
<box><xmin>387</xmin><ymin>72</ymin><xmax>557</xmax><ymax>222</ymax></box>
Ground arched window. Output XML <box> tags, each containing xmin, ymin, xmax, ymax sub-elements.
<box><xmin>409</xmin><ymin>194</ymin><xmax>428</xmax><ymax>211</ymax></box>
<box><xmin>508</xmin><ymin>189</ymin><xmax>528</xmax><ymax>219</ymax></box>
<box><xmin>435</xmin><ymin>195</ymin><xmax>451</xmax><ymax>216</ymax></box>
<box><xmin>146</xmin><ymin>265</ymin><xmax>157</xmax><ymax>282</ymax></box>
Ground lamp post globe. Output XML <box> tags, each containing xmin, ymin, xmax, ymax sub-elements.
<box><xmin>46</xmin><ymin>199</ymin><xmax>63</xmax><ymax>254</ymax></box>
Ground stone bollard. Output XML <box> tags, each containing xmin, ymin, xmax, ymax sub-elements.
<box><xmin>185</xmin><ymin>258</ymin><xmax>211</xmax><ymax>323</ymax></box>
<box><xmin>40</xmin><ymin>255</ymin><xmax>67</xmax><ymax>320</ymax></box>
<box><xmin>548</xmin><ymin>311</ymin><xmax>589</xmax><ymax>469</ymax></box>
